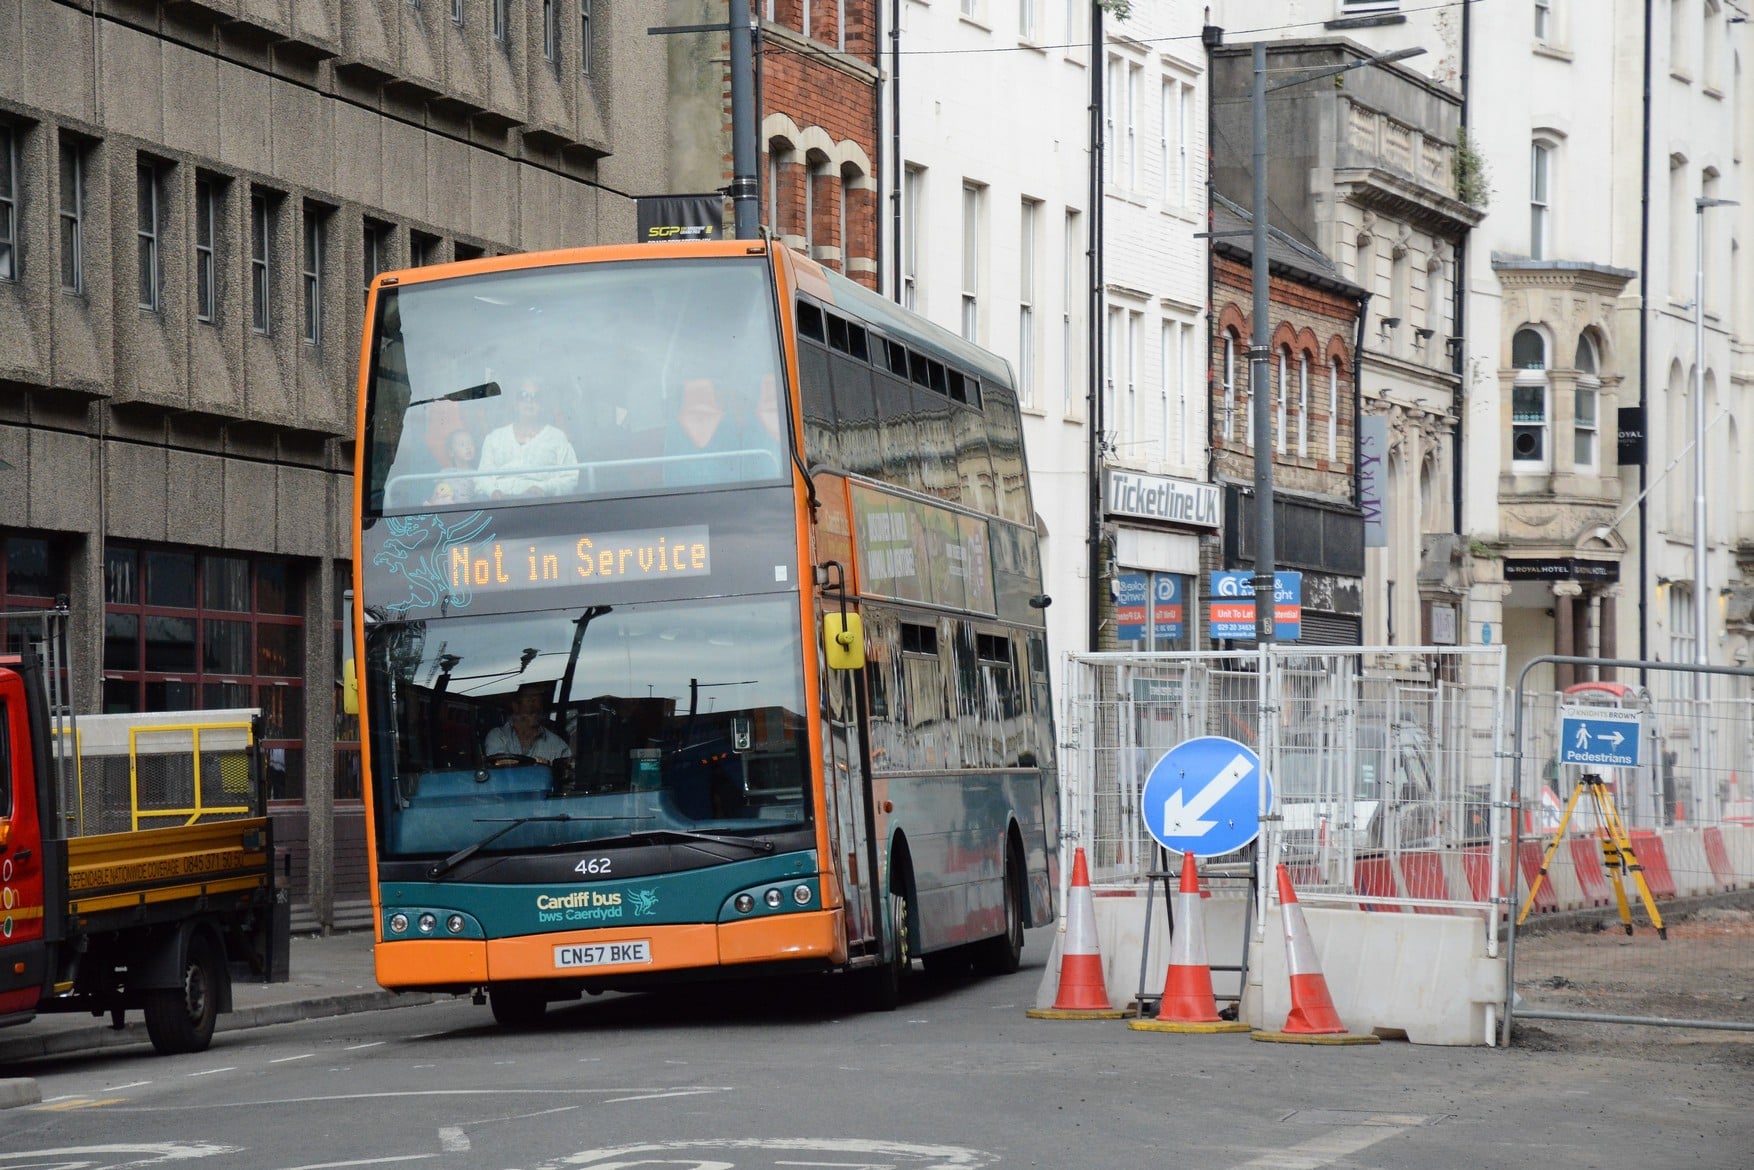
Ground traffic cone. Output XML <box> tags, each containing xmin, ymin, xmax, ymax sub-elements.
<box><xmin>1027</xmin><ymin>847</ymin><xmax>1125</xmax><ymax>1019</ymax></box>
<box><xmin>1129</xmin><ymin>854</ymin><xmax>1250</xmax><ymax>1034</ymax></box>
<box><xmin>1252</xmin><ymin>864</ymin><xmax>1380</xmax><ymax>1046</ymax></box>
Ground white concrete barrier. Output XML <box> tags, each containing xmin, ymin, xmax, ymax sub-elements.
<box><xmin>1660</xmin><ymin>828</ymin><xmax>1715</xmax><ymax>896</ymax></box>
<box><xmin>1033</xmin><ymin>882</ymin><xmax>1505</xmax><ymax>1045</ymax></box>
<box><xmin>1720</xmin><ymin>825</ymin><xmax>1754</xmax><ymax>885</ymax></box>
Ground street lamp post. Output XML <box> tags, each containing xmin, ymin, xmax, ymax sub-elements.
<box><xmin>1692</xmin><ymin>195</ymin><xmax>1737</xmax><ymax>821</ymax></box>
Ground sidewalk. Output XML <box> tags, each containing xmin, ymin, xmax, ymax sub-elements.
<box><xmin>0</xmin><ymin>930</ymin><xmax>435</xmax><ymax>1073</ymax></box>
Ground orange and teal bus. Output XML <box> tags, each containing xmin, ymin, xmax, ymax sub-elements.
<box><xmin>352</xmin><ymin>239</ymin><xmax>1058</xmax><ymax>1022</ymax></box>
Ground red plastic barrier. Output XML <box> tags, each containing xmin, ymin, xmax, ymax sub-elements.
<box><xmin>1628</xmin><ymin>830</ymin><xmax>1677</xmax><ymax>899</ymax></box>
<box><xmin>1702</xmin><ymin>827</ymin><xmax>1738</xmax><ymax>890</ymax></box>
<box><xmin>1397</xmin><ymin>849</ymin><xmax>1451</xmax><ymax>914</ymax></box>
<box><xmin>1517</xmin><ymin>840</ymin><xmax>1558</xmax><ymax>914</ymax></box>
<box><xmin>1354</xmin><ymin>856</ymin><xmax>1400</xmax><ymax>912</ymax></box>
<box><xmin>1567</xmin><ymin>837</ymin><xmax>1614</xmax><ymax>907</ymax></box>
<box><xmin>1461</xmin><ymin>845</ymin><xmax>1494</xmax><ymax>902</ymax></box>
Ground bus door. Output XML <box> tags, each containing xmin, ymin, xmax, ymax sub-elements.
<box><xmin>824</xmin><ymin>664</ymin><xmax>875</xmax><ymax>948</ymax></box>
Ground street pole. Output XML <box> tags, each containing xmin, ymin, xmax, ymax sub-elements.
<box><xmin>1249</xmin><ymin>41</ymin><xmax>1276</xmax><ymax>643</ymax></box>
<box><xmin>728</xmin><ymin>0</ymin><xmax>760</xmax><ymax>240</ymax></box>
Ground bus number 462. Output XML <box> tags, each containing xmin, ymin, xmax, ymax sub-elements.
<box><xmin>575</xmin><ymin>857</ymin><xmax>612</xmax><ymax>875</ymax></box>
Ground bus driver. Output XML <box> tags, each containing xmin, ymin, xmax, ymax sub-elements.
<box><xmin>484</xmin><ymin>681</ymin><xmax>572</xmax><ymax>766</ymax></box>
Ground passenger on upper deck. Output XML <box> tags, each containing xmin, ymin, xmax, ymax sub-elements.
<box><xmin>478</xmin><ymin>379</ymin><xmax>580</xmax><ymax>499</ymax></box>
<box><xmin>661</xmin><ymin>374</ymin><xmax>785</xmax><ymax>486</ymax></box>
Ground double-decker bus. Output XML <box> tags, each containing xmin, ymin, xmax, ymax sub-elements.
<box><xmin>352</xmin><ymin>239</ymin><xmax>1058</xmax><ymax>1022</ymax></box>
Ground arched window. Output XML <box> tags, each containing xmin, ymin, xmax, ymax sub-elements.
<box><xmin>1297</xmin><ymin>353</ymin><xmax>1310</xmax><ymax>457</ymax></box>
<box><xmin>1573</xmin><ymin>333</ymin><xmax>1600</xmax><ymax>471</ymax></box>
<box><xmin>1511</xmin><ymin>327</ymin><xmax>1549</xmax><ymax>470</ymax></box>
<box><xmin>1222</xmin><ymin>330</ymin><xmax>1238</xmax><ymax>444</ymax></box>
<box><xmin>1276</xmin><ymin>346</ymin><xmax>1289</xmax><ymax>455</ymax></box>
<box><xmin>1327</xmin><ymin>357</ymin><xmax>1340</xmax><ymax>459</ymax></box>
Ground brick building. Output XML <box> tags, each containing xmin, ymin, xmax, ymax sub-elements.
<box><xmin>1207</xmin><ymin>198</ymin><xmax>1366</xmax><ymax>646</ymax></box>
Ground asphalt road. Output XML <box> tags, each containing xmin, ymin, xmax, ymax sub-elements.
<box><xmin>3</xmin><ymin>927</ymin><xmax>1749</xmax><ymax>1170</ymax></box>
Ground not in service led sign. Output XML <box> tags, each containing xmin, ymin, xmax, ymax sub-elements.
<box><xmin>449</xmin><ymin>525</ymin><xmax>711</xmax><ymax>591</ymax></box>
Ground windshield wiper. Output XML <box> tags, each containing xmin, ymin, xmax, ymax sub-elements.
<box><xmin>581</xmin><ymin>827</ymin><xmax>776</xmax><ymax>856</ymax></box>
<box><xmin>429</xmin><ymin>813</ymin><xmax>616</xmax><ymax>879</ymax></box>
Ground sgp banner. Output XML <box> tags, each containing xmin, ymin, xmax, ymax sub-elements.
<box><xmin>635</xmin><ymin>194</ymin><xmax>724</xmax><ymax>243</ymax></box>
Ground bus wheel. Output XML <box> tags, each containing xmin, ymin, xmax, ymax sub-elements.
<box><xmin>974</xmin><ymin>853</ymin><xmax>1024</xmax><ymax>975</ymax></box>
<box><xmin>489</xmin><ymin>985</ymin><xmax>548</xmax><ymax>1028</ymax></box>
<box><xmin>144</xmin><ymin>933</ymin><xmax>223</xmax><ymax>1055</ymax></box>
<box><xmin>868</xmin><ymin>888</ymin><xmax>911</xmax><ymax>1012</ymax></box>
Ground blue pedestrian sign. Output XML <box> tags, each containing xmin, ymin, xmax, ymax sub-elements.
<box><xmin>1140</xmin><ymin>735</ymin><xmax>1274</xmax><ymax>858</ymax></box>
<box><xmin>1558</xmin><ymin>706</ymin><xmax>1643</xmax><ymax>769</ymax></box>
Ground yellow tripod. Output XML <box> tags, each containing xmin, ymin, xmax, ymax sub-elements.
<box><xmin>1517</xmin><ymin>772</ymin><xmax>1667</xmax><ymax>938</ymax></box>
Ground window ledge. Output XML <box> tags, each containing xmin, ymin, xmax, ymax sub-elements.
<box><xmin>1703</xmin><ymin>84</ymin><xmax>1724</xmax><ymax>100</ymax></box>
<box><xmin>1532</xmin><ymin>42</ymin><xmax>1573</xmax><ymax>63</ymax></box>
<box><xmin>1016</xmin><ymin>37</ymin><xmax>1047</xmax><ymax>55</ymax></box>
<box><xmin>1670</xmin><ymin>68</ymin><xmax>1693</xmax><ymax>85</ymax></box>
<box><xmin>958</xmin><ymin>13</ymin><xmax>992</xmax><ymax>33</ymax></box>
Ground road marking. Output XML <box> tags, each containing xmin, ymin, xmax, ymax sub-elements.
<box><xmin>108</xmin><ymin>1080</ymin><xmax>152</xmax><ymax>1091</ymax></box>
<box><xmin>346</xmin><ymin>1042</ymin><xmax>386</xmax><ymax>1051</ymax></box>
<box><xmin>271</xmin><ymin>1053</ymin><xmax>314</xmax><ymax>1063</ymax></box>
<box><xmin>187</xmin><ymin>1067</ymin><xmax>237</xmax><ymax>1077</ymax></box>
<box><xmin>438</xmin><ymin>1127</ymin><xmax>471</xmax><ymax>1152</ymax></box>
<box><xmin>274</xmin><ymin>1158</ymin><xmax>438</xmax><ymax>1170</ymax></box>
<box><xmin>33</xmin><ymin>1097</ymin><xmax>131</xmax><ymax>1111</ymax></box>
<box><xmin>602</xmin><ymin>1088</ymin><xmax>734</xmax><ymax>1103</ymax></box>
<box><xmin>1232</xmin><ymin>1119</ymin><xmax>1420</xmax><ymax>1169</ymax></box>
<box><xmin>2</xmin><ymin>1143</ymin><xmax>239</xmax><ymax>1161</ymax></box>
<box><xmin>534</xmin><ymin>1138</ymin><xmax>996</xmax><ymax>1170</ymax></box>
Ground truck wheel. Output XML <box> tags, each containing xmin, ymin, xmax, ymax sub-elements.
<box><xmin>489</xmin><ymin>985</ymin><xmax>548</xmax><ymax>1028</ymax></box>
<box><xmin>145</xmin><ymin>935</ymin><xmax>223</xmax><ymax>1055</ymax></box>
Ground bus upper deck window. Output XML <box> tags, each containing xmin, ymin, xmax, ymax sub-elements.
<box><xmin>909</xmin><ymin>351</ymin><xmax>930</xmax><ymax>388</ymax></box>
<box><xmin>827</xmin><ymin>314</ymin><xmax>849</xmax><ymax>353</ymax></box>
<box><xmin>947</xmin><ymin>370</ymin><xmax>967</xmax><ymax>404</ymax></box>
<box><xmin>847</xmin><ymin>324</ymin><xmax>869</xmax><ymax>363</ymax></box>
<box><xmin>929</xmin><ymin>362</ymin><xmax>948</xmax><ymax>398</ymax></box>
<box><xmin>886</xmin><ymin>340</ymin><xmax>909</xmax><ymax>377</ymax></box>
<box><xmin>798</xmin><ymin>302</ymin><xmax>825</xmax><ymax>342</ymax></box>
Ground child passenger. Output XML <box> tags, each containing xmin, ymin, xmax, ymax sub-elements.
<box><xmin>426</xmin><ymin>428</ymin><xmax>479</xmax><ymax>506</ymax></box>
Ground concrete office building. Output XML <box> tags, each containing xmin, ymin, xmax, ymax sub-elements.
<box><xmin>0</xmin><ymin>0</ymin><xmax>670</xmax><ymax>929</ymax></box>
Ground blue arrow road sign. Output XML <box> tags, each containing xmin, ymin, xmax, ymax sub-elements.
<box><xmin>1140</xmin><ymin>735</ymin><xmax>1274</xmax><ymax>858</ymax></box>
<box><xmin>1558</xmin><ymin>706</ymin><xmax>1643</xmax><ymax>769</ymax></box>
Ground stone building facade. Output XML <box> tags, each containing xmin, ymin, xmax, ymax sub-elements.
<box><xmin>0</xmin><ymin>0</ymin><xmax>670</xmax><ymax>929</ymax></box>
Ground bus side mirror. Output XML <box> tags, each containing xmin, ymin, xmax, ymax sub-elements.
<box><xmin>343</xmin><ymin>659</ymin><xmax>359</xmax><ymax>716</ymax></box>
<box><xmin>824</xmin><ymin>613</ymin><xmax>865</xmax><ymax>671</ymax></box>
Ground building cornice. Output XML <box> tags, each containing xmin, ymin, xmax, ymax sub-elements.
<box><xmin>1491</xmin><ymin>255</ymin><xmax>1638</xmax><ymax>298</ymax></box>
<box><xmin>1335</xmin><ymin>167</ymin><xmax>1484</xmax><ymax>236</ymax></box>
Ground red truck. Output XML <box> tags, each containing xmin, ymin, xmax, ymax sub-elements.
<box><xmin>0</xmin><ymin>609</ymin><xmax>288</xmax><ymax>1054</ymax></box>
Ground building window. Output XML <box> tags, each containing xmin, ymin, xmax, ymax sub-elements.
<box><xmin>579</xmin><ymin>0</ymin><xmax>592</xmax><ymax>75</ymax></box>
<box><xmin>960</xmin><ymin>182</ymin><xmax>983</xmax><ymax>342</ymax></box>
<box><xmin>1297</xmin><ymin>353</ymin><xmax>1310</xmax><ymax>458</ymax></box>
<box><xmin>1063</xmin><ymin>208</ymin><xmax>1082</xmax><ymax>418</ymax></box>
<box><xmin>452</xmin><ymin>0</ymin><xmax>464</xmax><ymax>23</ymax></box>
<box><xmin>1020</xmin><ymin>0</ymin><xmax>1037</xmax><ymax>39</ymax></box>
<box><xmin>543</xmin><ymin>0</ymin><xmax>559</xmax><ymax>63</ymax></box>
<box><xmin>411</xmin><ymin>230</ymin><xmax>440</xmax><ymax>267</ymax></box>
<box><xmin>0</xmin><ymin>123</ymin><xmax>17</xmax><ymax>282</ymax></box>
<box><xmin>137</xmin><ymin>160</ymin><xmax>163</xmax><ymax>313</ymax></box>
<box><xmin>1511</xmin><ymin>327</ymin><xmax>1549</xmax><ymax>469</ymax></box>
<box><xmin>1276</xmin><ymin>347</ymin><xmax>1289</xmax><ymax>455</ymax></box>
<box><xmin>492</xmin><ymin>0</ymin><xmax>507</xmax><ymax>40</ymax></box>
<box><xmin>1530</xmin><ymin>140</ymin><xmax>1553</xmax><ymax>260</ymax></box>
<box><xmin>195</xmin><ymin>177</ymin><xmax>219</xmax><ymax>323</ymax></box>
<box><xmin>0</xmin><ymin>534</ymin><xmax>69</xmax><ymax>656</ymax></box>
<box><xmin>1574</xmin><ymin>334</ymin><xmax>1600</xmax><ymax>470</ymax></box>
<box><xmin>1668</xmin><ymin>583</ymin><xmax>1697</xmax><ymax>690</ymax></box>
<box><xmin>302</xmin><ymin>204</ymin><xmax>326</xmax><ymax>346</ymax></box>
<box><xmin>1328</xmin><ymin>357</ymin><xmax>1340</xmax><ymax>459</ymax></box>
<box><xmin>1125</xmin><ymin>62</ymin><xmax>1140</xmax><ymax>190</ymax></box>
<box><xmin>1019</xmin><ymin>199</ymin><xmax>1039</xmax><ymax>408</ymax></box>
<box><xmin>250</xmin><ymin>190</ymin><xmax>273</xmax><ymax>334</ymax></box>
<box><xmin>103</xmin><ymin>546</ymin><xmax>307</xmax><ymax>800</ymax></box>
<box><xmin>902</xmin><ymin>166</ymin><xmax>922</xmax><ymax>311</ymax></box>
<box><xmin>1222</xmin><ymin>330</ymin><xmax>1238</xmax><ymax>444</ymax></box>
<box><xmin>1113</xmin><ymin>570</ymin><xmax>1192</xmax><ymax>652</ymax></box>
<box><xmin>1534</xmin><ymin>0</ymin><xmax>1552</xmax><ymax>40</ymax></box>
<box><xmin>364</xmin><ymin>217</ymin><xmax>393</xmax><ymax>299</ymax></box>
<box><xmin>59</xmin><ymin>138</ymin><xmax>84</xmax><ymax>293</ymax></box>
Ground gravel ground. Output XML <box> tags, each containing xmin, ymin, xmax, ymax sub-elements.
<box><xmin>1508</xmin><ymin>890</ymin><xmax>1754</xmax><ymax>1065</ymax></box>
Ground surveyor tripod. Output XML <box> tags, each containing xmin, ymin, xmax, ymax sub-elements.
<box><xmin>1517</xmin><ymin>771</ymin><xmax>1667</xmax><ymax>938</ymax></box>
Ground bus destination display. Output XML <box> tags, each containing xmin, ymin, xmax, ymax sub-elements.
<box><xmin>450</xmin><ymin>525</ymin><xmax>711</xmax><ymax>592</ymax></box>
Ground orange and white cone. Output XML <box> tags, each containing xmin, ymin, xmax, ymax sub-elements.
<box><xmin>1130</xmin><ymin>854</ymin><xmax>1250</xmax><ymax>1034</ymax></box>
<box><xmin>1027</xmin><ymin>847</ymin><xmax>1125</xmax><ymax>1019</ymax></box>
<box><xmin>1252</xmin><ymin>864</ymin><xmax>1379</xmax><ymax>1045</ymax></box>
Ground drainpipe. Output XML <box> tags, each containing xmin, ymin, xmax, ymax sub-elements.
<box><xmin>1637</xmin><ymin>0</ymin><xmax>1653</xmax><ymax>664</ymax></box>
<box><xmin>1086</xmin><ymin>2</ymin><xmax>1106</xmax><ymax>652</ymax></box>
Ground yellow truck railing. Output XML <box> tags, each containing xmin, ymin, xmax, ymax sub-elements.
<box><xmin>52</xmin><ymin>709</ymin><xmax>261</xmax><ymax>838</ymax></box>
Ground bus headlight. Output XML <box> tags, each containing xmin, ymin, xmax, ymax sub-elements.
<box><xmin>734</xmin><ymin>894</ymin><xmax>755</xmax><ymax>913</ymax></box>
<box><xmin>792</xmin><ymin>884</ymin><xmax>812</xmax><ymax>905</ymax></box>
<box><xmin>447</xmin><ymin>914</ymin><xmax>466</xmax><ymax>934</ymax></box>
<box><xmin>389</xmin><ymin>913</ymin><xmax>408</xmax><ymax>934</ymax></box>
<box><xmin>763</xmin><ymin>888</ymin><xmax>783</xmax><ymax>908</ymax></box>
<box><xmin>418</xmin><ymin>912</ymin><xmax>437</xmax><ymax>934</ymax></box>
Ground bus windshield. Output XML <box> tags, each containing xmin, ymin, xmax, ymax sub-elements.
<box><xmin>364</xmin><ymin>594</ymin><xmax>812</xmax><ymax>860</ymax></box>
<box><xmin>365</xmin><ymin>257</ymin><xmax>787</xmax><ymax>514</ymax></box>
